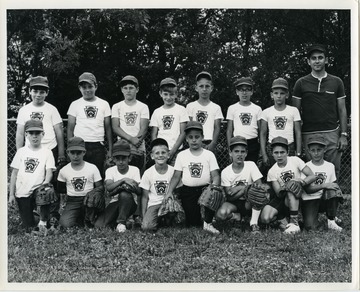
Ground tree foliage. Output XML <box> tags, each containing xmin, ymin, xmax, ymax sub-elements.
<box><xmin>7</xmin><ymin>9</ymin><xmax>351</xmax><ymax>118</ymax></box>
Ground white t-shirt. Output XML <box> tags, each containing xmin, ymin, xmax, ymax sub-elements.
<box><xmin>267</xmin><ymin>156</ymin><xmax>306</xmax><ymax>188</ymax></box>
<box><xmin>260</xmin><ymin>105</ymin><xmax>301</xmax><ymax>143</ymax></box>
<box><xmin>58</xmin><ymin>162</ymin><xmax>102</xmax><ymax>197</ymax></box>
<box><xmin>174</xmin><ymin>148</ymin><xmax>219</xmax><ymax>187</ymax></box>
<box><xmin>150</xmin><ymin>104</ymin><xmax>189</xmax><ymax>150</ymax></box>
<box><xmin>301</xmin><ymin>160</ymin><xmax>336</xmax><ymax>201</ymax></box>
<box><xmin>105</xmin><ymin>165</ymin><xmax>141</xmax><ymax>203</ymax></box>
<box><xmin>67</xmin><ymin>96</ymin><xmax>111</xmax><ymax>142</ymax></box>
<box><xmin>226</xmin><ymin>102</ymin><xmax>262</xmax><ymax>139</ymax></box>
<box><xmin>140</xmin><ymin>165</ymin><xmax>175</xmax><ymax>207</ymax></box>
<box><xmin>17</xmin><ymin>102</ymin><xmax>63</xmax><ymax>150</ymax></box>
<box><xmin>186</xmin><ymin>101</ymin><xmax>223</xmax><ymax>140</ymax></box>
<box><xmin>10</xmin><ymin>146</ymin><xmax>55</xmax><ymax>198</ymax></box>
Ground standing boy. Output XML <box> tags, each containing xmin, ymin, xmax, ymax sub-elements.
<box><xmin>165</xmin><ymin>121</ymin><xmax>221</xmax><ymax>234</ymax></box>
<box><xmin>67</xmin><ymin>72</ymin><xmax>113</xmax><ymax>177</ymax></box>
<box><xmin>150</xmin><ymin>78</ymin><xmax>189</xmax><ymax>165</ymax></box>
<box><xmin>260</xmin><ymin>137</ymin><xmax>316</xmax><ymax>234</ymax></box>
<box><xmin>58</xmin><ymin>137</ymin><xmax>103</xmax><ymax>228</ymax></box>
<box><xmin>226</xmin><ymin>77</ymin><xmax>262</xmax><ymax>163</ymax></box>
<box><xmin>9</xmin><ymin>120</ymin><xmax>58</xmax><ymax>233</ymax></box>
<box><xmin>95</xmin><ymin>140</ymin><xmax>141</xmax><ymax>233</ymax></box>
<box><xmin>16</xmin><ymin>76</ymin><xmax>65</xmax><ymax>168</ymax></box>
<box><xmin>216</xmin><ymin>136</ymin><xmax>264</xmax><ymax>233</ymax></box>
<box><xmin>112</xmin><ymin>75</ymin><xmax>149</xmax><ymax>174</ymax></box>
<box><xmin>186</xmin><ymin>71</ymin><xmax>223</xmax><ymax>153</ymax></box>
<box><xmin>301</xmin><ymin>134</ymin><xmax>343</xmax><ymax>231</ymax></box>
<box><xmin>260</xmin><ymin>78</ymin><xmax>302</xmax><ymax>170</ymax></box>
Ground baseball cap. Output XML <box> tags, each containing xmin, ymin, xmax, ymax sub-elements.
<box><xmin>307</xmin><ymin>44</ymin><xmax>326</xmax><ymax>57</ymax></box>
<box><xmin>160</xmin><ymin>78</ymin><xmax>177</xmax><ymax>87</ymax></box>
<box><xmin>185</xmin><ymin>121</ymin><xmax>203</xmax><ymax>132</ymax></box>
<box><xmin>150</xmin><ymin>138</ymin><xmax>169</xmax><ymax>150</ymax></box>
<box><xmin>234</xmin><ymin>77</ymin><xmax>253</xmax><ymax>88</ymax></box>
<box><xmin>79</xmin><ymin>72</ymin><xmax>97</xmax><ymax>85</ymax></box>
<box><xmin>120</xmin><ymin>75</ymin><xmax>139</xmax><ymax>87</ymax></box>
<box><xmin>113</xmin><ymin>140</ymin><xmax>131</xmax><ymax>156</ymax></box>
<box><xmin>307</xmin><ymin>134</ymin><xmax>326</xmax><ymax>146</ymax></box>
<box><xmin>271</xmin><ymin>136</ymin><xmax>289</xmax><ymax>147</ymax></box>
<box><xmin>29</xmin><ymin>76</ymin><xmax>49</xmax><ymax>89</ymax></box>
<box><xmin>67</xmin><ymin>137</ymin><xmax>86</xmax><ymax>151</ymax></box>
<box><xmin>196</xmin><ymin>71</ymin><xmax>212</xmax><ymax>82</ymax></box>
<box><xmin>229</xmin><ymin>136</ymin><xmax>247</xmax><ymax>147</ymax></box>
<box><xmin>25</xmin><ymin>120</ymin><xmax>44</xmax><ymax>132</ymax></box>
<box><xmin>272</xmin><ymin>78</ymin><xmax>288</xmax><ymax>90</ymax></box>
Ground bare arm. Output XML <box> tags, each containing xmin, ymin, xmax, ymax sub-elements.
<box><xmin>15</xmin><ymin>124</ymin><xmax>25</xmax><ymax>150</ymax></box>
<box><xmin>208</xmin><ymin>119</ymin><xmax>221</xmax><ymax>152</ymax></box>
<box><xmin>44</xmin><ymin>168</ymin><xmax>54</xmax><ymax>184</ymax></box>
<box><xmin>337</xmin><ymin>98</ymin><xmax>348</xmax><ymax>151</ymax></box>
<box><xmin>301</xmin><ymin>165</ymin><xmax>317</xmax><ymax>186</ymax></box>
<box><xmin>9</xmin><ymin>168</ymin><xmax>18</xmax><ymax>204</ymax></box>
<box><xmin>67</xmin><ymin>115</ymin><xmax>76</xmax><ymax>140</ymax></box>
<box><xmin>305</xmin><ymin>181</ymin><xmax>339</xmax><ymax>194</ymax></box>
<box><xmin>259</xmin><ymin>120</ymin><xmax>269</xmax><ymax>164</ymax></box>
<box><xmin>141</xmin><ymin>189</ymin><xmax>150</xmax><ymax>218</ymax></box>
<box><xmin>104</xmin><ymin>116</ymin><xmax>113</xmax><ymax>157</ymax></box>
<box><xmin>292</xmin><ymin>97</ymin><xmax>301</xmax><ymax>112</ymax></box>
<box><xmin>226</xmin><ymin>120</ymin><xmax>234</xmax><ymax>147</ymax></box>
<box><xmin>294</xmin><ymin>121</ymin><xmax>302</xmax><ymax>155</ymax></box>
<box><xmin>137</xmin><ymin>118</ymin><xmax>150</xmax><ymax>141</ymax></box>
<box><xmin>210</xmin><ymin>169</ymin><xmax>221</xmax><ymax>186</ymax></box>
<box><xmin>151</xmin><ymin>126</ymin><xmax>158</xmax><ymax>141</ymax></box>
<box><xmin>169</xmin><ymin>122</ymin><xmax>186</xmax><ymax>159</ymax></box>
<box><xmin>165</xmin><ymin>170</ymin><xmax>182</xmax><ymax>199</ymax></box>
<box><xmin>53</xmin><ymin>122</ymin><xmax>65</xmax><ymax>159</ymax></box>
<box><xmin>111</xmin><ymin>117</ymin><xmax>139</xmax><ymax>146</ymax></box>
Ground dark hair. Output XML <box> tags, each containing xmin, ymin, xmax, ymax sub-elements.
<box><xmin>121</xmin><ymin>81</ymin><xmax>138</xmax><ymax>88</ymax></box>
<box><xmin>150</xmin><ymin>138</ymin><xmax>169</xmax><ymax>150</ymax></box>
<box><xmin>160</xmin><ymin>84</ymin><xmax>177</xmax><ymax>93</ymax></box>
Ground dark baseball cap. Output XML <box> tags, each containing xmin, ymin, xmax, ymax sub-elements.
<box><xmin>307</xmin><ymin>44</ymin><xmax>326</xmax><ymax>57</ymax></box>
<box><xmin>29</xmin><ymin>76</ymin><xmax>49</xmax><ymax>89</ymax></box>
<box><xmin>150</xmin><ymin>138</ymin><xmax>169</xmax><ymax>150</ymax></box>
<box><xmin>185</xmin><ymin>121</ymin><xmax>203</xmax><ymax>132</ymax></box>
<box><xmin>196</xmin><ymin>71</ymin><xmax>212</xmax><ymax>82</ymax></box>
<box><xmin>272</xmin><ymin>78</ymin><xmax>288</xmax><ymax>90</ymax></box>
<box><xmin>160</xmin><ymin>78</ymin><xmax>177</xmax><ymax>87</ymax></box>
<box><xmin>25</xmin><ymin>120</ymin><xmax>44</xmax><ymax>132</ymax></box>
<box><xmin>78</xmin><ymin>72</ymin><xmax>97</xmax><ymax>85</ymax></box>
<box><xmin>120</xmin><ymin>75</ymin><xmax>139</xmax><ymax>87</ymax></box>
<box><xmin>229</xmin><ymin>136</ymin><xmax>247</xmax><ymax>147</ymax></box>
<box><xmin>307</xmin><ymin>134</ymin><xmax>326</xmax><ymax>146</ymax></box>
<box><xmin>113</xmin><ymin>140</ymin><xmax>131</xmax><ymax>156</ymax></box>
<box><xmin>271</xmin><ymin>136</ymin><xmax>288</xmax><ymax>147</ymax></box>
<box><xmin>67</xmin><ymin>137</ymin><xmax>86</xmax><ymax>151</ymax></box>
<box><xmin>234</xmin><ymin>77</ymin><xmax>253</xmax><ymax>88</ymax></box>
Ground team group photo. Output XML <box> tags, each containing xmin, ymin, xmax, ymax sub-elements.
<box><xmin>4</xmin><ymin>4</ymin><xmax>358</xmax><ymax>288</ymax></box>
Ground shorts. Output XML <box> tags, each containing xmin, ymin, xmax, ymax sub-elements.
<box><xmin>229</xmin><ymin>200</ymin><xmax>251</xmax><ymax>217</ymax></box>
<box><xmin>268</xmin><ymin>196</ymin><xmax>289</xmax><ymax>217</ymax></box>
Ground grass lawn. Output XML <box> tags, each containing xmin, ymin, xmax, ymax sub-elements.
<box><xmin>7</xmin><ymin>199</ymin><xmax>352</xmax><ymax>283</ymax></box>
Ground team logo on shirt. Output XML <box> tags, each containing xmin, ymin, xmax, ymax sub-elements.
<box><xmin>125</xmin><ymin>112</ymin><xmax>138</xmax><ymax>126</ymax></box>
<box><xmin>30</xmin><ymin>112</ymin><xmax>44</xmax><ymax>121</ymax></box>
<box><xmin>71</xmin><ymin>177</ymin><xmax>87</xmax><ymax>192</ymax></box>
<box><xmin>84</xmin><ymin>106</ymin><xmax>98</xmax><ymax>118</ymax></box>
<box><xmin>314</xmin><ymin>172</ymin><xmax>327</xmax><ymax>185</ymax></box>
<box><xmin>234</xmin><ymin>180</ymin><xmax>247</xmax><ymax>187</ymax></box>
<box><xmin>24</xmin><ymin>157</ymin><xmax>39</xmax><ymax>173</ymax></box>
<box><xmin>280</xmin><ymin>170</ymin><xmax>294</xmax><ymax>183</ymax></box>
<box><xmin>273</xmin><ymin>116</ymin><xmax>287</xmax><ymax>130</ymax></box>
<box><xmin>239</xmin><ymin>113</ymin><xmax>252</xmax><ymax>125</ymax></box>
<box><xmin>196</xmin><ymin>111</ymin><xmax>208</xmax><ymax>124</ymax></box>
<box><xmin>189</xmin><ymin>162</ymin><xmax>203</xmax><ymax>178</ymax></box>
<box><xmin>154</xmin><ymin>180</ymin><xmax>169</xmax><ymax>196</ymax></box>
<box><xmin>162</xmin><ymin>115</ymin><xmax>174</xmax><ymax>130</ymax></box>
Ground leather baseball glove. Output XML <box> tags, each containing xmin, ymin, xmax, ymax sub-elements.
<box><xmin>284</xmin><ymin>180</ymin><xmax>303</xmax><ymax>199</ymax></box>
<box><xmin>198</xmin><ymin>184</ymin><xmax>226</xmax><ymax>212</ymax></box>
<box><xmin>158</xmin><ymin>196</ymin><xmax>185</xmax><ymax>224</ymax></box>
<box><xmin>83</xmin><ymin>186</ymin><xmax>105</xmax><ymax>210</ymax></box>
<box><xmin>32</xmin><ymin>183</ymin><xmax>59</xmax><ymax>206</ymax></box>
<box><xmin>245</xmin><ymin>183</ymin><xmax>271</xmax><ymax>210</ymax></box>
<box><xmin>108</xmin><ymin>182</ymin><xmax>138</xmax><ymax>197</ymax></box>
<box><xmin>322</xmin><ymin>183</ymin><xmax>344</xmax><ymax>203</ymax></box>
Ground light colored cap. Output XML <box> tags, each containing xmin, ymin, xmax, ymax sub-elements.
<box><xmin>29</xmin><ymin>76</ymin><xmax>49</xmax><ymax>88</ymax></box>
<box><xmin>79</xmin><ymin>72</ymin><xmax>97</xmax><ymax>85</ymax></box>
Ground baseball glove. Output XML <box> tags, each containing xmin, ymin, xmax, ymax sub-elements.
<box><xmin>245</xmin><ymin>183</ymin><xmax>271</xmax><ymax>210</ymax></box>
<box><xmin>32</xmin><ymin>183</ymin><xmax>59</xmax><ymax>206</ymax></box>
<box><xmin>322</xmin><ymin>183</ymin><xmax>344</xmax><ymax>203</ymax></box>
<box><xmin>284</xmin><ymin>180</ymin><xmax>303</xmax><ymax>199</ymax></box>
<box><xmin>198</xmin><ymin>184</ymin><xmax>226</xmax><ymax>214</ymax></box>
<box><xmin>83</xmin><ymin>186</ymin><xmax>105</xmax><ymax>210</ymax></box>
<box><xmin>108</xmin><ymin>182</ymin><xmax>138</xmax><ymax>197</ymax></box>
<box><xmin>158</xmin><ymin>196</ymin><xmax>185</xmax><ymax>224</ymax></box>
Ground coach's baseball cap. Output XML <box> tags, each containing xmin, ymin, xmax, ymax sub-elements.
<box><xmin>150</xmin><ymin>138</ymin><xmax>169</xmax><ymax>150</ymax></box>
<box><xmin>67</xmin><ymin>137</ymin><xmax>86</xmax><ymax>151</ymax></box>
<box><xmin>79</xmin><ymin>72</ymin><xmax>97</xmax><ymax>85</ymax></box>
<box><xmin>160</xmin><ymin>78</ymin><xmax>177</xmax><ymax>87</ymax></box>
<box><xmin>185</xmin><ymin>121</ymin><xmax>203</xmax><ymax>133</ymax></box>
<box><xmin>196</xmin><ymin>71</ymin><xmax>212</xmax><ymax>82</ymax></box>
<box><xmin>25</xmin><ymin>120</ymin><xmax>44</xmax><ymax>132</ymax></box>
<box><xmin>271</xmin><ymin>136</ymin><xmax>288</xmax><ymax>147</ymax></box>
<box><xmin>29</xmin><ymin>76</ymin><xmax>49</xmax><ymax>89</ymax></box>
<box><xmin>234</xmin><ymin>77</ymin><xmax>253</xmax><ymax>88</ymax></box>
<box><xmin>307</xmin><ymin>44</ymin><xmax>326</xmax><ymax>57</ymax></box>
<box><xmin>113</xmin><ymin>140</ymin><xmax>131</xmax><ymax>156</ymax></box>
<box><xmin>229</xmin><ymin>136</ymin><xmax>247</xmax><ymax>147</ymax></box>
<box><xmin>120</xmin><ymin>75</ymin><xmax>139</xmax><ymax>87</ymax></box>
<box><xmin>307</xmin><ymin>134</ymin><xmax>326</xmax><ymax>146</ymax></box>
<box><xmin>272</xmin><ymin>78</ymin><xmax>289</xmax><ymax>90</ymax></box>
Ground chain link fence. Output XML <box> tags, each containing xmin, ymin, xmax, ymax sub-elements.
<box><xmin>7</xmin><ymin>119</ymin><xmax>352</xmax><ymax>194</ymax></box>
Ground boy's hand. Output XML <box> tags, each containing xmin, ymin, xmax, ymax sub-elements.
<box><xmin>8</xmin><ymin>194</ymin><xmax>16</xmax><ymax>206</ymax></box>
<box><xmin>325</xmin><ymin>182</ymin><xmax>341</xmax><ymax>191</ymax></box>
<box><xmin>164</xmin><ymin>191</ymin><xmax>174</xmax><ymax>201</ymax></box>
<box><xmin>168</xmin><ymin>149</ymin><xmax>176</xmax><ymax>161</ymax></box>
<box><xmin>262</xmin><ymin>154</ymin><xmax>270</xmax><ymax>166</ymax></box>
<box><xmin>337</xmin><ymin>135</ymin><xmax>348</xmax><ymax>152</ymax></box>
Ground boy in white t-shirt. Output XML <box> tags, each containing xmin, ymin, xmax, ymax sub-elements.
<box><xmin>301</xmin><ymin>134</ymin><xmax>343</xmax><ymax>231</ymax></box>
<box><xmin>67</xmin><ymin>72</ymin><xmax>113</xmax><ymax>177</ymax></box>
<box><xmin>111</xmin><ymin>75</ymin><xmax>149</xmax><ymax>174</ymax></box>
<box><xmin>150</xmin><ymin>78</ymin><xmax>189</xmax><ymax>165</ymax></box>
<box><xmin>186</xmin><ymin>71</ymin><xmax>223</xmax><ymax>153</ymax></box>
<box><xmin>260</xmin><ymin>78</ymin><xmax>302</xmax><ymax>171</ymax></box>
<box><xmin>226</xmin><ymin>77</ymin><xmax>262</xmax><ymax>163</ymax></box>
<box><xmin>9</xmin><ymin>120</ymin><xmax>58</xmax><ymax>234</ymax></box>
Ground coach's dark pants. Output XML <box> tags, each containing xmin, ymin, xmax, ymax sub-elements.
<box><xmin>84</xmin><ymin>142</ymin><xmax>106</xmax><ymax>178</ymax></box>
<box><xmin>246</xmin><ymin>138</ymin><xmax>260</xmax><ymax>163</ymax></box>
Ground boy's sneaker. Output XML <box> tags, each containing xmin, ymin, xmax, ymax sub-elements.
<box><xmin>116</xmin><ymin>223</ymin><xmax>126</xmax><ymax>233</ymax></box>
<box><xmin>283</xmin><ymin>223</ymin><xmax>300</xmax><ymax>234</ymax></box>
<box><xmin>328</xmin><ymin>219</ymin><xmax>342</xmax><ymax>231</ymax></box>
<box><xmin>229</xmin><ymin>212</ymin><xmax>241</xmax><ymax>222</ymax></box>
<box><xmin>277</xmin><ymin>218</ymin><xmax>289</xmax><ymax>231</ymax></box>
<box><xmin>203</xmin><ymin>222</ymin><xmax>220</xmax><ymax>234</ymax></box>
<box><xmin>250</xmin><ymin>224</ymin><xmax>260</xmax><ymax>234</ymax></box>
<box><xmin>134</xmin><ymin>216</ymin><xmax>142</xmax><ymax>228</ymax></box>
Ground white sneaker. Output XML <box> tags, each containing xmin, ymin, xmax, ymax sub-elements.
<box><xmin>283</xmin><ymin>223</ymin><xmax>300</xmax><ymax>234</ymax></box>
<box><xmin>116</xmin><ymin>223</ymin><xmax>126</xmax><ymax>233</ymax></box>
<box><xmin>203</xmin><ymin>222</ymin><xmax>220</xmax><ymax>234</ymax></box>
<box><xmin>328</xmin><ymin>219</ymin><xmax>342</xmax><ymax>231</ymax></box>
<box><xmin>277</xmin><ymin>218</ymin><xmax>289</xmax><ymax>231</ymax></box>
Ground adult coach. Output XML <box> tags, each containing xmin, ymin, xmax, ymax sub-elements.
<box><xmin>292</xmin><ymin>44</ymin><xmax>348</xmax><ymax>178</ymax></box>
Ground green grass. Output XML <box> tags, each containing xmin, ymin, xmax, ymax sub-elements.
<box><xmin>7</xmin><ymin>200</ymin><xmax>352</xmax><ymax>283</ymax></box>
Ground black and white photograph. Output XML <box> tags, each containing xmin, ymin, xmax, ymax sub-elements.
<box><xmin>2</xmin><ymin>0</ymin><xmax>359</xmax><ymax>291</ymax></box>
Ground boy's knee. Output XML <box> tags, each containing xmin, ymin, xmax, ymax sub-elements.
<box><xmin>216</xmin><ymin>207</ymin><xmax>230</xmax><ymax>221</ymax></box>
<box><xmin>118</xmin><ymin>191</ymin><xmax>133</xmax><ymax>201</ymax></box>
<box><xmin>141</xmin><ymin>221</ymin><xmax>157</xmax><ymax>232</ymax></box>
<box><xmin>260</xmin><ymin>212</ymin><xmax>274</xmax><ymax>224</ymax></box>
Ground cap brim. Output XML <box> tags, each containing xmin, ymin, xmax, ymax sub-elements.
<box><xmin>79</xmin><ymin>79</ymin><xmax>95</xmax><ymax>84</ymax></box>
<box><xmin>236</xmin><ymin>82</ymin><xmax>253</xmax><ymax>87</ymax></box>
<box><xmin>230</xmin><ymin>142</ymin><xmax>247</xmax><ymax>147</ymax></box>
<box><xmin>25</xmin><ymin>127</ymin><xmax>43</xmax><ymax>132</ymax></box>
<box><xmin>185</xmin><ymin>127</ymin><xmax>203</xmax><ymax>132</ymax></box>
<box><xmin>30</xmin><ymin>83</ymin><xmax>49</xmax><ymax>88</ymax></box>
<box><xmin>272</xmin><ymin>86</ymin><xmax>288</xmax><ymax>90</ymax></box>
<box><xmin>67</xmin><ymin>146</ymin><xmax>86</xmax><ymax>151</ymax></box>
<box><xmin>113</xmin><ymin>151</ymin><xmax>131</xmax><ymax>156</ymax></box>
<box><xmin>307</xmin><ymin>141</ymin><xmax>326</xmax><ymax>146</ymax></box>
